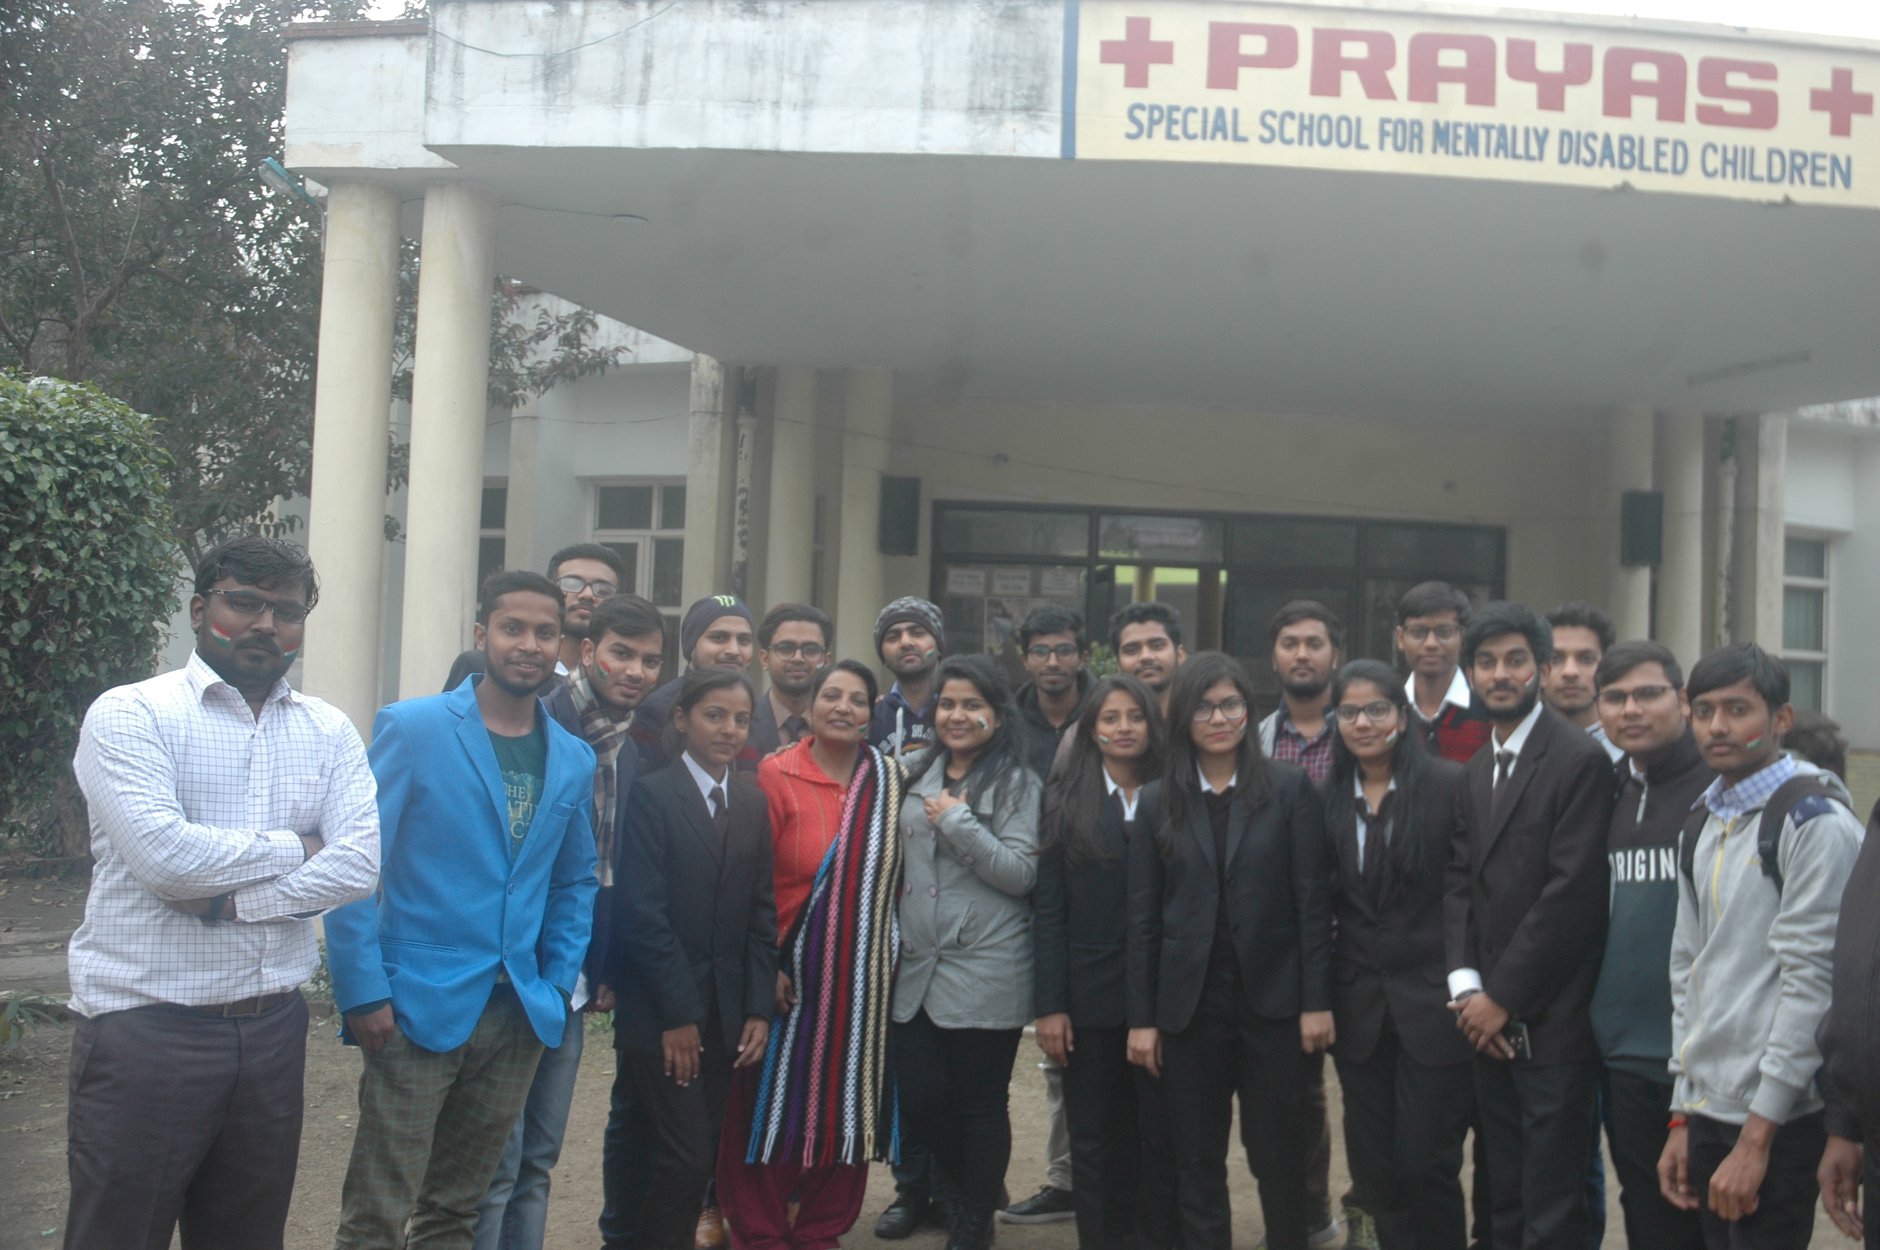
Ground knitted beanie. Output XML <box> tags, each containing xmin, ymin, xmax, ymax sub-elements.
<box><xmin>681</xmin><ymin>594</ymin><xmax>754</xmax><ymax>662</ymax></box>
<box><xmin>873</xmin><ymin>596</ymin><xmax>946</xmax><ymax>655</ymax></box>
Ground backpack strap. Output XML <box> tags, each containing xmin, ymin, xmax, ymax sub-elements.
<box><xmin>1678</xmin><ymin>801</ymin><xmax>1711</xmax><ymax>894</ymax></box>
<box><xmin>1753</xmin><ymin>775</ymin><xmax>1848</xmax><ymax>895</ymax></box>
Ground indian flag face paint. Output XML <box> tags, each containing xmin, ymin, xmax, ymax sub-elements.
<box><xmin>207</xmin><ymin>620</ymin><xmax>239</xmax><ymax>647</ymax></box>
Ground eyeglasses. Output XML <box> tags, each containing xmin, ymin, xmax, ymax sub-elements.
<box><xmin>205</xmin><ymin>589</ymin><xmax>311</xmax><ymax>625</ymax></box>
<box><xmin>1192</xmin><ymin>697</ymin><xmax>1249</xmax><ymax>723</ymax></box>
<box><xmin>1335</xmin><ymin>700</ymin><xmax>1397</xmax><ymax>725</ymax></box>
<box><xmin>767</xmin><ymin>642</ymin><xmax>827</xmax><ymax>660</ymax></box>
<box><xmin>1402</xmin><ymin>623</ymin><xmax>1460</xmax><ymax>643</ymax></box>
<box><xmin>1026</xmin><ymin>643</ymin><xmax>1080</xmax><ymax>661</ymax></box>
<box><xmin>1597</xmin><ymin>684</ymin><xmax>1675</xmax><ymax>710</ymax></box>
<box><xmin>557</xmin><ymin>575</ymin><xmax>618</xmax><ymax>599</ymax></box>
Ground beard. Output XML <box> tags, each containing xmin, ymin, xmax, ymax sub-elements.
<box><xmin>1280</xmin><ymin>674</ymin><xmax>1330</xmax><ymax>701</ymax></box>
<box><xmin>486</xmin><ymin>663</ymin><xmax>550</xmax><ymax>699</ymax></box>
<box><xmin>1487</xmin><ymin>680</ymin><xmax>1542</xmax><ymax>724</ymax></box>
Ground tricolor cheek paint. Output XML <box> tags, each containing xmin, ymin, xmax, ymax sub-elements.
<box><xmin>207</xmin><ymin>621</ymin><xmax>239</xmax><ymax>646</ymax></box>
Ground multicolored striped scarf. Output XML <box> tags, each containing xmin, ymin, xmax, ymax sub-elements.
<box><xmin>745</xmin><ymin>744</ymin><xmax>905</xmax><ymax>1167</ymax></box>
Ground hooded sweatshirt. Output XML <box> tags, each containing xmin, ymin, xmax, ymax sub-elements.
<box><xmin>1014</xmin><ymin>669</ymin><xmax>1092</xmax><ymax>781</ymax></box>
<box><xmin>1591</xmin><ymin>730</ymin><xmax>1713</xmax><ymax>1080</ymax></box>
<box><xmin>1668</xmin><ymin>755</ymin><xmax>1864</xmax><ymax>1125</ymax></box>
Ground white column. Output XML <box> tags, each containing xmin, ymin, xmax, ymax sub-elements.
<box><xmin>1606</xmin><ymin>405</ymin><xmax>1654</xmax><ymax>642</ymax></box>
<box><xmin>504</xmin><ymin>406</ymin><xmax>540</xmax><ymax>571</ymax></box>
<box><xmin>835</xmin><ymin>368</ymin><xmax>893</xmax><ymax>669</ymax></box>
<box><xmin>1656</xmin><ymin>411</ymin><xmax>1705</xmax><ymax>665</ymax></box>
<box><xmin>764</xmin><ymin>367</ymin><xmax>818</xmax><ymax>608</ymax></box>
<box><xmin>303</xmin><ymin>180</ymin><xmax>401</xmax><ymax>735</ymax></box>
<box><xmin>397</xmin><ymin>182</ymin><xmax>497</xmax><ymax>699</ymax></box>
<box><xmin>681</xmin><ymin>354</ymin><xmax>730</xmax><ymax>606</ymax></box>
<box><xmin>1748</xmin><ymin>415</ymin><xmax>1788</xmax><ymax>648</ymax></box>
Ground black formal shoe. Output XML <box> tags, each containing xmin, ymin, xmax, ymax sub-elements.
<box><xmin>875</xmin><ymin>1197</ymin><xmax>931</xmax><ymax>1240</ymax></box>
<box><xmin>998</xmin><ymin>1185</ymin><xmax>1074</xmax><ymax>1224</ymax></box>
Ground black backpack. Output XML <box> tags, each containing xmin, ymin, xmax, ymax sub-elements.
<box><xmin>1677</xmin><ymin>774</ymin><xmax>1846</xmax><ymax>896</ymax></box>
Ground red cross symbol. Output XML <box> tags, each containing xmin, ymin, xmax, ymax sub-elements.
<box><xmin>1810</xmin><ymin>68</ymin><xmax>1874</xmax><ymax>137</ymax></box>
<box><xmin>1100</xmin><ymin>16</ymin><xmax>1175</xmax><ymax>89</ymax></box>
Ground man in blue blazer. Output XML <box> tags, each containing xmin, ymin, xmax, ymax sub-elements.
<box><xmin>329</xmin><ymin>570</ymin><xmax>598</xmax><ymax>1250</ymax></box>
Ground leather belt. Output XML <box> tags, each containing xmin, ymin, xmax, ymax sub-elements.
<box><xmin>180</xmin><ymin>990</ymin><xmax>301</xmax><ymax>1018</ymax></box>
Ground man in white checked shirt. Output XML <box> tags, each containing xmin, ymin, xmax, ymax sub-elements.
<box><xmin>64</xmin><ymin>536</ymin><xmax>380</xmax><ymax>1250</ymax></box>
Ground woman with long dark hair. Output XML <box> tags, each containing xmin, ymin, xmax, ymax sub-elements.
<box><xmin>894</xmin><ymin>654</ymin><xmax>1042</xmax><ymax>1250</ymax></box>
<box><xmin>1033</xmin><ymin>674</ymin><xmax>1177</xmax><ymax>1250</ymax></box>
<box><xmin>717</xmin><ymin>659</ymin><xmax>907</xmax><ymax>1250</ymax></box>
<box><xmin>1321</xmin><ymin>659</ymin><xmax>1473</xmax><ymax>1250</ymax></box>
<box><xmin>1124</xmin><ymin>651</ymin><xmax>1333</xmax><ymax>1250</ymax></box>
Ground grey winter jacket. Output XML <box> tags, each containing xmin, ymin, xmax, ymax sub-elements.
<box><xmin>893</xmin><ymin>761</ymin><xmax>1042</xmax><ymax>1030</ymax></box>
<box><xmin>1668</xmin><ymin>757</ymin><xmax>1864</xmax><ymax>1125</ymax></box>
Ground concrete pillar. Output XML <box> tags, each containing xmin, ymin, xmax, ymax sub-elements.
<box><xmin>835</xmin><ymin>369</ymin><xmax>893</xmax><ymax>671</ymax></box>
<box><xmin>1736</xmin><ymin>414</ymin><xmax>1788</xmax><ymax>648</ymax></box>
<box><xmin>303</xmin><ymin>180</ymin><xmax>401</xmax><ymax>735</ymax></box>
<box><xmin>1656</xmin><ymin>411</ymin><xmax>1706</xmax><ymax>665</ymax></box>
<box><xmin>397</xmin><ymin>182</ymin><xmax>497</xmax><ymax>699</ymax></box>
<box><xmin>764</xmin><ymin>367</ymin><xmax>818</xmax><ymax>609</ymax></box>
<box><xmin>681</xmin><ymin>354</ymin><xmax>730</xmax><ymax>606</ymax></box>
<box><xmin>1606</xmin><ymin>406</ymin><xmax>1654</xmax><ymax>642</ymax></box>
<box><xmin>504</xmin><ymin>406</ymin><xmax>540</xmax><ymax>572</ymax></box>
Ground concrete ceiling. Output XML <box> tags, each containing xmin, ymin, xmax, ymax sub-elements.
<box><xmin>430</xmin><ymin>144</ymin><xmax>1880</xmax><ymax>421</ymax></box>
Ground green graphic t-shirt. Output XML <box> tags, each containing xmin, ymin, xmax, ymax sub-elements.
<box><xmin>489</xmin><ymin>721</ymin><xmax>547</xmax><ymax>862</ymax></box>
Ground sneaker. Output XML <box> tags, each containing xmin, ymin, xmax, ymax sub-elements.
<box><xmin>695</xmin><ymin>1207</ymin><xmax>728</xmax><ymax>1250</ymax></box>
<box><xmin>997</xmin><ymin>1185</ymin><xmax>1075</xmax><ymax>1224</ymax></box>
<box><xmin>1343</xmin><ymin>1205</ymin><xmax>1380</xmax><ymax>1250</ymax></box>
<box><xmin>1253</xmin><ymin>1216</ymin><xmax>1342</xmax><ymax>1250</ymax></box>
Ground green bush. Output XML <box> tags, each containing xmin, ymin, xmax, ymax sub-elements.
<box><xmin>0</xmin><ymin>374</ymin><xmax>179</xmax><ymax>855</ymax></box>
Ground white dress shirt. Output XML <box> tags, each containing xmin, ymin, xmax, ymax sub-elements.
<box><xmin>67</xmin><ymin>652</ymin><xmax>380</xmax><ymax>1016</ymax></box>
<box><xmin>1405</xmin><ymin>668</ymin><xmax>1473</xmax><ymax>723</ymax></box>
<box><xmin>1353</xmin><ymin>775</ymin><xmax>1398</xmax><ymax>871</ymax></box>
<box><xmin>681</xmin><ymin>749</ymin><xmax>731</xmax><ymax>811</ymax></box>
<box><xmin>1446</xmin><ymin>699</ymin><xmax>1545</xmax><ymax>1000</ymax></box>
<box><xmin>1104</xmin><ymin>767</ymin><xmax>1142</xmax><ymax>821</ymax></box>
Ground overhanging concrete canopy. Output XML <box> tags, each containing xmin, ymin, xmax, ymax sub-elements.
<box><xmin>286</xmin><ymin>0</ymin><xmax>1880</xmax><ymax>421</ymax></box>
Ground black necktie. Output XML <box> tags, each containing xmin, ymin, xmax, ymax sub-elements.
<box><xmin>709</xmin><ymin>783</ymin><xmax>729</xmax><ymax>838</ymax></box>
<box><xmin>1492</xmin><ymin>750</ymin><xmax>1516</xmax><ymax>816</ymax></box>
<box><xmin>783</xmin><ymin>715</ymin><xmax>808</xmax><ymax>745</ymax></box>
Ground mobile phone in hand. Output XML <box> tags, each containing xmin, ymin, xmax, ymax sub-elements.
<box><xmin>1501</xmin><ymin>1019</ymin><xmax>1532</xmax><ymax>1060</ymax></box>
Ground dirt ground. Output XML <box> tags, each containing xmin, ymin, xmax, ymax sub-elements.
<box><xmin>0</xmin><ymin>867</ymin><xmax>1854</xmax><ymax>1250</ymax></box>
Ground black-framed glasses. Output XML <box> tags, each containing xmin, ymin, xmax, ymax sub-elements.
<box><xmin>1026</xmin><ymin>643</ymin><xmax>1081</xmax><ymax>661</ymax></box>
<box><xmin>557</xmin><ymin>575</ymin><xmax>618</xmax><ymax>599</ymax></box>
<box><xmin>767</xmin><ymin>641</ymin><xmax>827</xmax><ymax>660</ymax></box>
<box><xmin>205</xmin><ymin>589</ymin><xmax>311</xmax><ymax>625</ymax></box>
<box><xmin>1597</xmin><ymin>684</ymin><xmax>1675</xmax><ymax>710</ymax></box>
<box><xmin>1403</xmin><ymin>623</ymin><xmax>1460</xmax><ymax>643</ymax></box>
<box><xmin>1192</xmin><ymin>697</ymin><xmax>1249</xmax><ymax>723</ymax></box>
<box><xmin>1335</xmin><ymin>700</ymin><xmax>1397</xmax><ymax>725</ymax></box>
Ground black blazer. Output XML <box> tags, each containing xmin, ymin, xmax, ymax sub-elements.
<box><xmin>1443</xmin><ymin>707</ymin><xmax>1613</xmax><ymax>1065</ymax></box>
<box><xmin>1033</xmin><ymin>793</ymin><xmax>1134</xmax><ymax>1028</ymax></box>
<box><xmin>1327</xmin><ymin>758</ymin><xmax>1473</xmax><ymax>1069</ymax></box>
<box><xmin>612</xmin><ymin>762</ymin><xmax>778</xmax><ymax>1055</ymax></box>
<box><xmin>1126</xmin><ymin>762</ymin><xmax>1334</xmax><ymax>1032</ymax></box>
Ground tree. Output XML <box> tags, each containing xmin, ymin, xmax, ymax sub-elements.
<box><xmin>2</xmin><ymin>0</ymin><xmax>627</xmax><ymax>564</ymax></box>
<box><xmin>0</xmin><ymin>375</ymin><xmax>179</xmax><ymax>855</ymax></box>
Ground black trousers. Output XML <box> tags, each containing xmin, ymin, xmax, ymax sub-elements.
<box><xmin>65</xmin><ymin>994</ymin><xmax>309</xmax><ymax>1250</ymax></box>
<box><xmin>628</xmin><ymin>1015</ymin><xmax>735</xmax><ymax>1250</ymax></box>
<box><xmin>1600</xmin><ymin>1066</ymin><xmax>1703</xmax><ymax>1250</ymax></box>
<box><xmin>1161</xmin><ymin>955</ymin><xmax>1315</xmax><ymax>1250</ymax></box>
<box><xmin>1688</xmin><ymin>1111</ymin><xmax>1826</xmax><ymax>1250</ymax></box>
<box><xmin>600</xmin><ymin>1052</ymin><xmax>658</xmax><ymax>1248</ymax></box>
<box><xmin>1472</xmin><ymin>1056</ymin><xmax>1598</xmax><ymax>1250</ymax></box>
<box><xmin>1335</xmin><ymin>1018</ymin><xmax>1474</xmax><ymax>1250</ymax></box>
<box><xmin>1059</xmin><ymin>1023</ymin><xmax>1178</xmax><ymax>1250</ymax></box>
<box><xmin>891</xmin><ymin>1010</ymin><xmax>1023</xmax><ymax>1223</ymax></box>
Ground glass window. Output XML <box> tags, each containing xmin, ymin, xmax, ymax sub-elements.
<box><xmin>596</xmin><ymin>484</ymin><xmax>655</xmax><ymax>531</ymax></box>
<box><xmin>601</xmin><ymin>541</ymin><xmax>641</xmax><ymax>593</ymax></box>
<box><xmin>1785</xmin><ymin>536</ymin><xmax>1827</xmax><ymax>579</ymax></box>
<box><xmin>661</xmin><ymin>485</ymin><xmax>687</xmax><ymax>530</ymax></box>
<box><xmin>1364</xmin><ymin>524</ymin><xmax>1503</xmax><ymax>581</ymax></box>
<box><xmin>1227</xmin><ymin>518</ymin><xmax>1358</xmax><ymax>569</ymax></box>
<box><xmin>1783</xmin><ymin>586</ymin><xmax>1825</xmax><ymax>653</ymax></box>
<box><xmin>1788</xmin><ymin>661</ymin><xmax>1824</xmax><ymax>713</ymax></box>
<box><xmin>476</xmin><ymin>536</ymin><xmax>505</xmax><ymax>588</ymax></box>
<box><xmin>937</xmin><ymin>507</ymin><xmax>1087</xmax><ymax>560</ymax></box>
<box><xmin>1098</xmin><ymin>514</ymin><xmax>1224</xmax><ymax>563</ymax></box>
<box><xmin>653</xmin><ymin>538</ymin><xmax>685</xmax><ymax>608</ymax></box>
<box><xmin>479</xmin><ymin>485</ymin><xmax>507</xmax><ymax>531</ymax></box>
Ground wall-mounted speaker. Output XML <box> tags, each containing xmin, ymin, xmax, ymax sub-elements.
<box><xmin>879</xmin><ymin>476</ymin><xmax>920</xmax><ymax>557</ymax></box>
<box><xmin>1621</xmin><ymin>490</ymin><xmax>1663</xmax><ymax>567</ymax></box>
